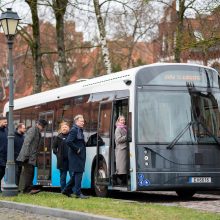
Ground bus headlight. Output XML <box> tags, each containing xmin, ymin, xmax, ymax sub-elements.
<box><xmin>144</xmin><ymin>155</ymin><xmax>149</xmax><ymax>160</ymax></box>
<box><xmin>145</xmin><ymin>162</ymin><xmax>149</xmax><ymax>166</ymax></box>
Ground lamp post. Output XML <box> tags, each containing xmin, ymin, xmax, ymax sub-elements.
<box><xmin>0</xmin><ymin>8</ymin><xmax>20</xmax><ymax>197</ymax></box>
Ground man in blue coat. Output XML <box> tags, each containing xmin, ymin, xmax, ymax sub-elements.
<box><xmin>0</xmin><ymin>116</ymin><xmax>8</xmax><ymax>192</ymax></box>
<box><xmin>62</xmin><ymin>114</ymin><xmax>88</xmax><ymax>199</ymax></box>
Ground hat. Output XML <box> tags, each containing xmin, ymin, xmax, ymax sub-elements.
<box><xmin>37</xmin><ymin>119</ymin><xmax>48</xmax><ymax>128</ymax></box>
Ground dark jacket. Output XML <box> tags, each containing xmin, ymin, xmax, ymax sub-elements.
<box><xmin>0</xmin><ymin>127</ymin><xmax>8</xmax><ymax>167</ymax></box>
<box><xmin>66</xmin><ymin>124</ymin><xmax>86</xmax><ymax>172</ymax></box>
<box><xmin>52</xmin><ymin>133</ymin><xmax>69</xmax><ymax>170</ymax></box>
<box><xmin>14</xmin><ymin>130</ymin><xmax>25</xmax><ymax>161</ymax></box>
<box><xmin>16</xmin><ymin>126</ymin><xmax>41</xmax><ymax>166</ymax></box>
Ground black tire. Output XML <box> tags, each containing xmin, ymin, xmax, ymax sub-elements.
<box><xmin>93</xmin><ymin>161</ymin><xmax>108</xmax><ymax>197</ymax></box>
<box><xmin>176</xmin><ymin>190</ymin><xmax>196</xmax><ymax>200</ymax></box>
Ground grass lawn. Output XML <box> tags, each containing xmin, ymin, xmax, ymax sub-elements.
<box><xmin>0</xmin><ymin>192</ymin><xmax>219</xmax><ymax>220</ymax></box>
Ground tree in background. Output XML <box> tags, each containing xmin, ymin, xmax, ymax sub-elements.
<box><xmin>93</xmin><ymin>0</ymin><xmax>112</xmax><ymax>74</ymax></box>
<box><xmin>153</xmin><ymin>0</ymin><xmax>220</xmax><ymax>63</ymax></box>
<box><xmin>25</xmin><ymin>0</ymin><xmax>42</xmax><ymax>93</ymax></box>
<box><xmin>110</xmin><ymin>0</ymin><xmax>157</xmax><ymax>68</ymax></box>
<box><xmin>46</xmin><ymin>0</ymin><xmax>69</xmax><ymax>86</ymax></box>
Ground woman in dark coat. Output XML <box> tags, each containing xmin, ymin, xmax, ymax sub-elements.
<box><xmin>52</xmin><ymin>121</ymin><xmax>70</xmax><ymax>191</ymax></box>
<box><xmin>62</xmin><ymin>114</ymin><xmax>88</xmax><ymax>199</ymax></box>
<box><xmin>115</xmin><ymin>115</ymin><xmax>128</xmax><ymax>185</ymax></box>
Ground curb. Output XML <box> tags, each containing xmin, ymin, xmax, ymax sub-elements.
<box><xmin>0</xmin><ymin>200</ymin><xmax>122</xmax><ymax>220</ymax></box>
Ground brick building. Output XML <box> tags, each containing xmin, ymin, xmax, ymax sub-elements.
<box><xmin>153</xmin><ymin>1</ymin><xmax>220</xmax><ymax>71</ymax></box>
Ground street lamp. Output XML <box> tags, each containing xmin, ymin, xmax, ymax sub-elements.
<box><xmin>0</xmin><ymin>8</ymin><xmax>20</xmax><ymax>197</ymax></box>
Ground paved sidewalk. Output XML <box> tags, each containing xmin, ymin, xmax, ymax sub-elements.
<box><xmin>0</xmin><ymin>200</ymin><xmax>121</xmax><ymax>220</ymax></box>
<box><xmin>0</xmin><ymin>207</ymin><xmax>67</xmax><ymax>220</ymax></box>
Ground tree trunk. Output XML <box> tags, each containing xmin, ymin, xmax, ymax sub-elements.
<box><xmin>93</xmin><ymin>0</ymin><xmax>112</xmax><ymax>74</ymax></box>
<box><xmin>52</xmin><ymin>0</ymin><xmax>69</xmax><ymax>86</ymax></box>
<box><xmin>174</xmin><ymin>0</ymin><xmax>185</xmax><ymax>63</ymax></box>
<box><xmin>25</xmin><ymin>0</ymin><xmax>42</xmax><ymax>93</ymax></box>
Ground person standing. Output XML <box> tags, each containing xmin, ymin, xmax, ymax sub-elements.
<box><xmin>115</xmin><ymin>115</ymin><xmax>128</xmax><ymax>185</ymax></box>
<box><xmin>62</xmin><ymin>115</ymin><xmax>88</xmax><ymax>199</ymax></box>
<box><xmin>14</xmin><ymin>123</ymin><xmax>26</xmax><ymax>186</ymax></box>
<box><xmin>0</xmin><ymin>116</ymin><xmax>7</xmax><ymax>192</ymax></box>
<box><xmin>52</xmin><ymin>121</ymin><xmax>70</xmax><ymax>191</ymax></box>
<box><xmin>16</xmin><ymin>119</ymin><xmax>48</xmax><ymax>194</ymax></box>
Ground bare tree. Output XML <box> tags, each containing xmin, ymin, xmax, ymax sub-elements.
<box><xmin>110</xmin><ymin>0</ymin><xmax>156</xmax><ymax>68</ymax></box>
<box><xmin>93</xmin><ymin>0</ymin><xmax>112</xmax><ymax>74</ymax></box>
<box><xmin>51</xmin><ymin>0</ymin><xmax>69</xmax><ymax>86</ymax></box>
<box><xmin>37</xmin><ymin>0</ymin><xmax>69</xmax><ymax>86</ymax></box>
<box><xmin>25</xmin><ymin>0</ymin><xmax>42</xmax><ymax>93</ymax></box>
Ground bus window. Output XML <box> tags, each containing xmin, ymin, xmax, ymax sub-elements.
<box><xmin>56</xmin><ymin>98</ymin><xmax>73</xmax><ymax>130</ymax></box>
<box><xmin>72</xmin><ymin>95</ymin><xmax>90</xmax><ymax>140</ymax></box>
<box><xmin>86</xmin><ymin>97</ymin><xmax>99</xmax><ymax>147</ymax></box>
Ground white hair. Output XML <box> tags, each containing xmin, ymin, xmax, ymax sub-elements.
<box><xmin>74</xmin><ymin>114</ymin><xmax>84</xmax><ymax>122</ymax></box>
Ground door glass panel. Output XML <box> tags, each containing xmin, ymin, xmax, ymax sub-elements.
<box><xmin>37</xmin><ymin>112</ymin><xmax>54</xmax><ymax>185</ymax></box>
<box><xmin>99</xmin><ymin>103</ymin><xmax>112</xmax><ymax>138</ymax></box>
<box><xmin>97</xmin><ymin>102</ymin><xmax>112</xmax><ymax>183</ymax></box>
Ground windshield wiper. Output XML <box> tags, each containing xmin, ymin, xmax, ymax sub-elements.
<box><xmin>197</xmin><ymin>121</ymin><xmax>220</xmax><ymax>145</ymax></box>
<box><xmin>167</xmin><ymin>121</ymin><xmax>193</xmax><ymax>150</ymax></box>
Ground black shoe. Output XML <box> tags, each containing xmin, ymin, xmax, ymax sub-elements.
<box><xmin>62</xmin><ymin>190</ymin><xmax>72</xmax><ymax>197</ymax></box>
<box><xmin>76</xmin><ymin>194</ymin><xmax>89</xmax><ymax>199</ymax></box>
<box><xmin>29</xmin><ymin>189</ymin><xmax>41</xmax><ymax>195</ymax></box>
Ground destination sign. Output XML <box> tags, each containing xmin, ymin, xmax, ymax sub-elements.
<box><xmin>164</xmin><ymin>73</ymin><xmax>201</xmax><ymax>81</ymax></box>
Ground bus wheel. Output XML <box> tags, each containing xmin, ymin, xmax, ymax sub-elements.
<box><xmin>93</xmin><ymin>161</ymin><xmax>108</xmax><ymax>197</ymax></box>
<box><xmin>176</xmin><ymin>190</ymin><xmax>196</xmax><ymax>200</ymax></box>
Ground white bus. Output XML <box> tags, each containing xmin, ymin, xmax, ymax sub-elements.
<box><xmin>4</xmin><ymin>63</ymin><xmax>220</xmax><ymax>198</ymax></box>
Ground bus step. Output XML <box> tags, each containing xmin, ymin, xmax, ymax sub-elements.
<box><xmin>96</xmin><ymin>178</ymin><xmax>109</xmax><ymax>185</ymax></box>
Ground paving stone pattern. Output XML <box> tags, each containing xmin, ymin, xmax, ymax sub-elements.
<box><xmin>158</xmin><ymin>192</ymin><xmax>220</xmax><ymax>213</ymax></box>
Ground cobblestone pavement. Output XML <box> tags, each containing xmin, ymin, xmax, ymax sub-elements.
<box><xmin>0</xmin><ymin>207</ymin><xmax>68</xmax><ymax>220</ymax></box>
<box><xmin>156</xmin><ymin>192</ymin><xmax>220</xmax><ymax>213</ymax></box>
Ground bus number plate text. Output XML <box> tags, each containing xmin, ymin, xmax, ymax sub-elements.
<box><xmin>189</xmin><ymin>177</ymin><xmax>212</xmax><ymax>183</ymax></box>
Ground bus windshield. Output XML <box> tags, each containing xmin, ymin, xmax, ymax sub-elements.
<box><xmin>137</xmin><ymin>89</ymin><xmax>220</xmax><ymax>144</ymax></box>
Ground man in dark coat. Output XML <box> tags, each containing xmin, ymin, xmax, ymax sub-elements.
<box><xmin>62</xmin><ymin>115</ymin><xmax>88</xmax><ymax>199</ymax></box>
<box><xmin>14</xmin><ymin>123</ymin><xmax>26</xmax><ymax>186</ymax></box>
<box><xmin>0</xmin><ymin>116</ymin><xmax>7</xmax><ymax>192</ymax></box>
<box><xmin>16</xmin><ymin>119</ymin><xmax>48</xmax><ymax>193</ymax></box>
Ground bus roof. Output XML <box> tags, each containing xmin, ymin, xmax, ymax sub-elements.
<box><xmin>3</xmin><ymin>63</ymin><xmax>217</xmax><ymax>115</ymax></box>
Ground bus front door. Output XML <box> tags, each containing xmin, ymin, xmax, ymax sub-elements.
<box><xmin>37</xmin><ymin>111</ymin><xmax>54</xmax><ymax>186</ymax></box>
<box><xmin>95</xmin><ymin>101</ymin><xmax>113</xmax><ymax>187</ymax></box>
<box><xmin>111</xmin><ymin>99</ymin><xmax>130</xmax><ymax>187</ymax></box>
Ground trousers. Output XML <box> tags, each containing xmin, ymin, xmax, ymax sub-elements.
<box><xmin>63</xmin><ymin>171</ymin><xmax>83</xmax><ymax>196</ymax></box>
<box><xmin>19</xmin><ymin>163</ymin><xmax>34</xmax><ymax>193</ymax></box>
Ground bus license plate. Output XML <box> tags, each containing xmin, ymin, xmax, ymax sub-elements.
<box><xmin>189</xmin><ymin>177</ymin><xmax>212</xmax><ymax>183</ymax></box>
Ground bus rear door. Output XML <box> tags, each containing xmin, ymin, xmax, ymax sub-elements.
<box><xmin>37</xmin><ymin>111</ymin><xmax>54</xmax><ymax>186</ymax></box>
